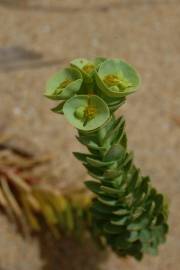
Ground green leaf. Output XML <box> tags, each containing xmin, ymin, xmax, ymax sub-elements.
<box><xmin>51</xmin><ymin>102</ymin><xmax>65</xmax><ymax>114</ymax></box>
<box><xmin>98</xmin><ymin>195</ymin><xmax>117</xmax><ymax>206</ymax></box>
<box><xmin>104</xmin><ymin>168</ymin><xmax>123</xmax><ymax>179</ymax></box>
<box><xmin>127</xmin><ymin>219</ymin><xmax>149</xmax><ymax>231</ymax></box>
<box><xmin>112</xmin><ymin>175</ymin><xmax>124</xmax><ymax>188</ymax></box>
<box><xmin>84</xmin><ymin>163</ymin><xmax>104</xmax><ymax>177</ymax></box>
<box><xmin>104</xmin><ymin>223</ymin><xmax>124</xmax><ymax>234</ymax></box>
<box><xmin>111</xmin><ymin>216</ymin><xmax>128</xmax><ymax>225</ymax></box>
<box><xmin>92</xmin><ymin>200</ymin><xmax>116</xmax><ymax>214</ymax></box>
<box><xmin>154</xmin><ymin>194</ymin><xmax>164</xmax><ymax>213</ymax></box>
<box><xmin>113</xmin><ymin>209</ymin><xmax>130</xmax><ymax>216</ymax></box>
<box><xmin>128</xmin><ymin>231</ymin><xmax>139</xmax><ymax>242</ymax></box>
<box><xmin>139</xmin><ymin>229</ymin><xmax>151</xmax><ymax>242</ymax></box>
<box><xmin>101</xmin><ymin>186</ymin><xmax>121</xmax><ymax>195</ymax></box>
<box><xmin>73</xmin><ymin>152</ymin><xmax>94</xmax><ymax>162</ymax></box>
<box><xmin>85</xmin><ymin>181</ymin><xmax>102</xmax><ymax>194</ymax></box>
<box><xmin>127</xmin><ymin>169</ymin><xmax>140</xmax><ymax>192</ymax></box>
<box><xmin>102</xmin><ymin>116</ymin><xmax>125</xmax><ymax>146</ymax></box>
<box><xmin>86</xmin><ymin>157</ymin><xmax>114</xmax><ymax>168</ymax></box>
<box><xmin>132</xmin><ymin>207</ymin><xmax>144</xmax><ymax>219</ymax></box>
<box><xmin>115</xmin><ymin>235</ymin><xmax>131</xmax><ymax>249</ymax></box>
<box><xmin>76</xmin><ymin>136</ymin><xmax>106</xmax><ymax>152</ymax></box>
<box><xmin>121</xmin><ymin>133</ymin><xmax>127</xmax><ymax>148</ymax></box>
<box><xmin>104</xmin><ymin>144</ymin><xmax>125</xmax><ymax>162</ymax></box>
<box><xmin>121</xmin><ymin>152</ymin><xmax>134</xmax><ymax>168</ymax></box>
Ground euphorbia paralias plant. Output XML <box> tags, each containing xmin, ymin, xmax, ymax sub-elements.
<box><xmin>45</xmin><ymin>57</ymin><xmax>169</xmax><ymax>260</ymax></box>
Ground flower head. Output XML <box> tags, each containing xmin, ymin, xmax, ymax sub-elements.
<box><xmin>95</xmin><ymin>59</ymin><xmax>140</xmax><ymax>98</ymax></box>
<box><xmin>44</xmin><ymin>67</ymin><xmax>83</xmax><ymax>100</ymax></box>
<box><xmin>63</xmin><ymin>95</ymin><xmax>110</xmax><ymax>131</ymax></box>
<box><xmin>70</xmin><ymin>58</ymin><xmax>106</xmax><ymax>83</ymax></box>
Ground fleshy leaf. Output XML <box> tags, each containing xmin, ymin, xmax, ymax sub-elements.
<box><xmin>51</xmin><ymin>102</ymin><xmax>65</xmax><ymax>114</ymax></box>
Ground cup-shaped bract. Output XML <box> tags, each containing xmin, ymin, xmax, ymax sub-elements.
<box><xmin>95</xmin><ymin>59</ymin><xmax>140</xmax><ymax>98</ymax></box>
<box><xmin>70</xmin><ymin>58</ymin><xmax>106</xmax><ymax>84</ymax></box>
<box><xmin>63</xmin><ymin>95</ymin><xmax>110</xmax><ymax>131</ymax></box>
<box><xmin>44</xmin><ymin>67</ymin><xmax>83</xmax><ymax>100</ymax></box>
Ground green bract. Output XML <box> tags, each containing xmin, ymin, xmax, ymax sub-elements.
<box><xmin>63</xmin><ymin>95</ymin><xmax>110</xmax><ymax>131</ymax></box>
<box><xmin>44</xmin><ymin>67</ymin><xmax>83</xmax><ymax>100</ymax></box>
<box><xmin>71</xmin><ymin>58</ymin><xmax>106</xmax><ymax>83</ymax></box>
<box><xmin>95</xmin><ymin>59</ymin><xmax>140</xmax><ymax>97</ymax></box>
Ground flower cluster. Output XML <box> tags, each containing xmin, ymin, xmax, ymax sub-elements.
<box><xmin>45</xmin><ymin>58</ymin><xmax>140</xmax><ymax>131</ymax></box>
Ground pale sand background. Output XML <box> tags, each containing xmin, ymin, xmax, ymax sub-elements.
<box><xmin>0</xmin><ymin>0</ymin><xmax>180</xmax><ymax>269</ymax></box>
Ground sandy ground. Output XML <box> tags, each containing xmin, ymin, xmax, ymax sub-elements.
<box><xmin>0</xmin><ymin>0</ymin><xmax>180</xmax><ymax>269</ymax></box>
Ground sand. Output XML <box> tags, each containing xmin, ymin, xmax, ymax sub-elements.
<box><xmin>0</xmin><ymin>0</ymin><xmax>180</xmax><ymax>269</ymax></box>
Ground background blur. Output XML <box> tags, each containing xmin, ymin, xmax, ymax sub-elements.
<box><xmin>0</xmin><ymin>0</ymin><xmax>180</xmax><ymax>270</ymax></box>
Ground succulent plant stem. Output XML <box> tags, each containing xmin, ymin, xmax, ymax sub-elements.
<box><xmin>74</xmin><ymin>114</ymin><xmax>168</xmax><ymax>260</ymax></box>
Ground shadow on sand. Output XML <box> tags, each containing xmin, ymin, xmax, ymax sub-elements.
<box><xmin>38</xmin><ymin>231</ymin><xmax>107</xmax><ymax>270</ymax></box>
<box><xmin>0</xmin><ymin>46</ymin><xmax>66</xmax><ymax>72</ymax></box>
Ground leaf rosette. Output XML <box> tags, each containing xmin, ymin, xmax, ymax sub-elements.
<box><xmin>44</xmin><ymin>67</ymin><xmax>83</xmax><ymax>100</ymax></box>
<box><xmin>95</xmin><ymin>59</ymin><xmax>140</xmax><ymax>98</ymax></box>
<box><xmin>63</xmin><ymin>95</ymin><xmax>110</xmax><ymax>131</ymax></box>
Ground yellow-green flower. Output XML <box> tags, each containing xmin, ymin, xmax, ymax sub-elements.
<box><xmin>95</xmin><ymin>59</ymin><xmax>140</xmax><ymax>98</ymax></box>
<box><xmin>63</xmin><ymin>95</ymin><xmax>110</xmax><ymax>131</ymax></box>
<box><xmin>71</xmin><ymin>58</ymin><xmax>106</xmax><ymax>83</ymax></box>
<box><xmin>44</xmin><ymin>67</ymin><xmax>83</xmax><ymax>100</ymax></box>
